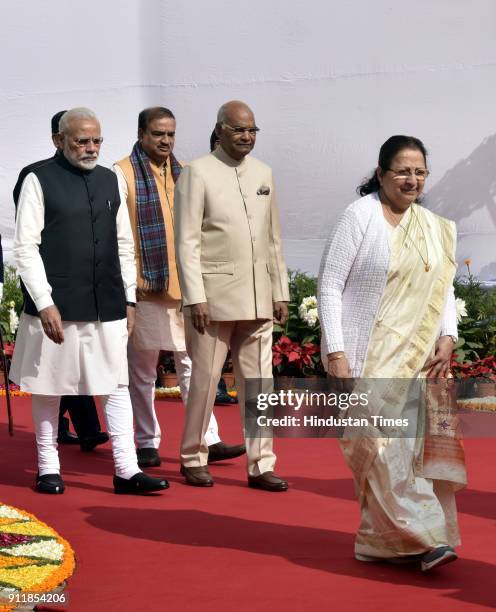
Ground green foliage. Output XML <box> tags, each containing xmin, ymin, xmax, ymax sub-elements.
<box><xmin>0</xmin><ymin>266</ymin><xmax>24</xmax><ymax>342</ymax></box>
<box><xmin>453</xmin><ymin>273</ymin><xmax>496</xmax><ymax>363</ymax></box>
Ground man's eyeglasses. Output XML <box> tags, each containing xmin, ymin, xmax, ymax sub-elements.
<box><xmin>222</xmin><ymin>123</ymin><xmax>260</xmax><ymax>136</ymax></box>
<box><xmin>386</xmin><ymin>167</ymin><xmax>430</xmax><ymax>181</ymax></box>
<box><xmin>72</xmin><ymin>137</ymin><xmax>104</xmax><ymax>147</ymax></box>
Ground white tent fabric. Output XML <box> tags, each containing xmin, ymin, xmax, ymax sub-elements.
<box><xmin>2</xmin><ymin>0</ymin><xmax>495</xmax><ymax>282</ymax></box>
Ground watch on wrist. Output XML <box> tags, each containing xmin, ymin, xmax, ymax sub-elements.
<box><xmin>447</xmin><ymin>335</ymin><xmax>457</xmax><ymax>344</ymax></box>
<box><xmin>126</xmin><ymin>301</ymin><xmax>136</xmax><ymax>308</ymax></box>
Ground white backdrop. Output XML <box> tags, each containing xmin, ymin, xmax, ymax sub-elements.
<box><xmin>2</xmin><ymin>0</ymin><xmax>495</xmax><ymax>281</ymax></box>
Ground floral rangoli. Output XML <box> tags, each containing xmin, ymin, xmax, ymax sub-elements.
<box><xmin>0</xmin><ymin>504</ymin><xmax>75</xmax><ymax>611</ymax></box>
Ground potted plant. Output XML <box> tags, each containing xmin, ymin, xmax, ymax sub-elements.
<box><xmin>156</xmin><ymin>351</ymin><xmax>178</xmax><ymax>388</ymax></box>
<box><xmin>272</xmin><ymin>270</ymin><xmax>325</xmax><ymax>378</ymax></box>
<box><xmin>272</xmin><ymin>335</ymin><xmax>321</xmax><ymax>378</ymax></box>
<box><xmin>0</xmin><ymin>266</ymin><xmax>24</xmax><ymax>372</ymax></box>
<box><xmin>451</xmin><ymin>355</ymin><xmax>496</xmax><ymax>397</ymax></box>
<box><xmin>453</xmin><ymin>261</ymin><xmax>496</xmax><ymax>364</ymax></box>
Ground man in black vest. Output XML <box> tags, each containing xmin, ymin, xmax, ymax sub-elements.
<box><xmin>13</xmin><ymin>110</ymin><xmax>108</xmax><ymax>451</ymax></box>
<box><xmin>10</xmin><ymin>107</ymin><xmax>168</xmax><ymax>495</ymax></box>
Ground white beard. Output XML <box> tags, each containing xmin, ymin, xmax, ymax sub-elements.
<box><xmin>77</xmin><ymin>158</ymin><xmax>98</xmax><ymax>170</ymax></box>
<box><xmin>64</xmin><ymin>148</ymin><xmax>98</xmax><ymax>170</ymax></box>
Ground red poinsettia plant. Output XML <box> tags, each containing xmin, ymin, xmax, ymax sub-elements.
<box><xmin>450</xmin><ymin>354</ymin><xmax>496</xmax><ymax>380</ymax></box>
<box><xmin>272</xmin><ymin>335</ymin><xmax>323</xmax><ymax>377</ymax></box>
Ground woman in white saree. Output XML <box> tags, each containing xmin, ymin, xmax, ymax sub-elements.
<box><xmin>318</xmin><ymin>136</ymin><xmax>466</xmax><ymax>572</ymax></box>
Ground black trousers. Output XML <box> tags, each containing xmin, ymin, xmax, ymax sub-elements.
<box><xmin>58</xmin><ymin>396</ymin><xmax>101</xmax><ymax>439</ymax></box>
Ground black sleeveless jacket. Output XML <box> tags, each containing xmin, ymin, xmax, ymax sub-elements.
<box><xmin>24</xmin><ymin>154</ymin><xmax>127</xmax><ymax>322</ymax></box>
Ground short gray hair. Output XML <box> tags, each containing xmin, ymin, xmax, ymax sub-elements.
<box><xmin>216</xmin><ymin>101</ymin><xmax>254</xmax><ymax>125</ymax></box>
<box><xmin>59</xmin><ymin>107</ymin><xmax>99</xmax><ymax>134</ymax></box>
<box><xmin>217</xmin><ymin>104</ymin><xmax>228</xmax><ymax>124</ymax></box>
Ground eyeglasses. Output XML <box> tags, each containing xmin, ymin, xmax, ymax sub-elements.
<box><xmin>222</xmin><ymin>123</ymin><xmax>260</xmax><ymax>136</ymax></box>
<box><xmin>386</xmin><ymin>167</ymin><xmax>430</xmax><ymax>181</ymax></box>
<box><xmin>72</xmin><ymin>137</ymin><xmax>104</xmax><ymax>147</ymax></box>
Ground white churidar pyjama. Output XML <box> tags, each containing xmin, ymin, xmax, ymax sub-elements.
<box><xmin>32</xmin><ymin>385</ymin><xmax>140</xmax><ymax>479</ymax></box>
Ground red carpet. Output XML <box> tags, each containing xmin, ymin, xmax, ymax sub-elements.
<box><xmin>1</xmin><ymin>397</ymin><xmax>495</xmax><ymax>612</ymax></box>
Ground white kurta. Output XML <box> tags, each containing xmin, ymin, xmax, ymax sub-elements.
<box><xmin>130</xmin><ymin>300</ymin><xmax>187</xmax><ymax>352</ymax></box>
<box><xmin>10</xmin><ymin>172</ymin><xmax>137</xmax><ymax>395</ymax></box>
<box><xmin>11</xmin><ymin>314</ymin><xmax>129</xmax><ymax>395</ymax></box>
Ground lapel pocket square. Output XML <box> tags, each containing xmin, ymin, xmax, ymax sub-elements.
<box><xmin>257</xmin><ymin>186</ymin><xmax>270</xmax><ymax>195</ymax></box>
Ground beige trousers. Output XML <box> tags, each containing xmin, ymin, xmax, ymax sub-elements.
<box><xmin>181</xmin><ymin>317</ymin><xmax>276</xmax><ymax>476</ymax></box>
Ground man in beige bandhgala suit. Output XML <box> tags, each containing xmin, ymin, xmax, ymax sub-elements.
<box><xmin>174</xmin><ymin>101</ymin><xmax>290</xmax><ymax>491</ymax></box>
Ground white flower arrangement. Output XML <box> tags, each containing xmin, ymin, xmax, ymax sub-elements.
<box><xmin>298</xmin><ymin>296</ymin><xmax>319</xmax><ymax>328</ymax></box>
<box><xmin>455</xmin><ymin>298</ymin><xmax>468</xmax><ymax>323</ymax></box>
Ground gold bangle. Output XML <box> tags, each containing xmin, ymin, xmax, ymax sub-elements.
<box><xmin>328</xmin><ymin>354</ymin><xmax>345</xmax><ymax>362</ymax></box>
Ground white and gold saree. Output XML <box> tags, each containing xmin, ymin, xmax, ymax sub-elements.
<box><xmin>341</xmin><ymin>204</ymin><xmax>466</xmax><ymax>560</ymax></box>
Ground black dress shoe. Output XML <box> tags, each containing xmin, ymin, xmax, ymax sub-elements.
<box><xmin>35</xmin><ymin>473</ymin><xmax>65</xmax><ymax>494</ymax></box>
<box><xmin>57</xmin><ymin>416</ymin><xmax>80</xmax><ymax>445</ymax></box>
<box><xmin>248</xmin><ymin>471</ymin><xmax>288</xmax><ymax>492</ymax></box>
<box><xmin>57</xmin><ymin>430</ymin><xmax>80</xmax><ymax>445</ymax></box>
<box><xmin>208</xmin><ymin>441</ymin><xmax>246</xmax><ymax>463</ymax></box>
<box><xmin>137</xmin><ymin>447</ymin><xmax>162</xmax><ymax>468</ymax></box>
<box><xmin>113</xmin><ymin>472</ymin><xmax>169</xmax><ymax>494</ymax></box>
<box><xmin>79</xmin><ymin>431</ymin><xmax>109</xmax><ymax>452</ymax></box>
